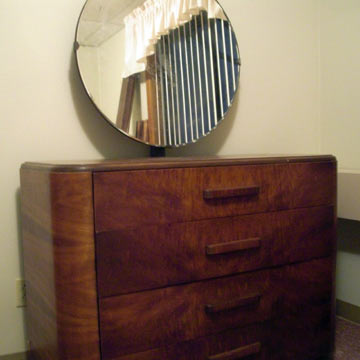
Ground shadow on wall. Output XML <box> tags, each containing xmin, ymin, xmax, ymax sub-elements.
<box><xmin>69</xmin><ymin>51</ymin><xmax>240</xmax><ymax>158</ymax></box>
<box><xmin>15</xmin><ymin>188</ymin><xmax>28</xmax><ymax>349</ymax></box>
<box><xmin>68</xmin><ymin>53</ymin><xmax>147</xmax><ymax>159</ymax></box>
<box><xmin>337</xmin><ymin>218</ymin><xmax>360</xmax><ymax>254</ymax></box>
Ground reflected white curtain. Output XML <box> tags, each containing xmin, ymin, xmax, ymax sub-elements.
<box><xmin>123</xmin><ymin>0</ymin><xmax>226</xmax><ymax>78</ymax></box>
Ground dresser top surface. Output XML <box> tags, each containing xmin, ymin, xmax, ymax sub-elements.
<box><xmin>21</xmin><ymin>154</ymin><xmax>336</xmax><ymax>173</ymax></box>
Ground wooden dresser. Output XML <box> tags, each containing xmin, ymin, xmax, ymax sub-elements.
<box><xmin>20</xmin><ymin>155</ymin><xmax>337</xmax><ymax>360</ymax></box>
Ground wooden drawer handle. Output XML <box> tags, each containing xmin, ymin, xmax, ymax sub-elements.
<box><xmin>206</xmin><ymin>238</ymin><xmax>261</xmax><ymax>256</ymax></box>
<box><xmin>203</xmin><ymin>186</ymin><xmax>260</xmax><ymax>200</ymax></box>
<box><xmin>205</xmin><ymin>294</ymin><xmax>261</xmax><ymax>314</ymax></box>
<box><xmin>208</xmin><ymin>342</ymin><xmax>261</xmax><ymax>360</ymax></box>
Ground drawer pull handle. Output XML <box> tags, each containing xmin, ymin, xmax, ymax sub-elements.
<box><xmin>208</xmin><ymin>342</ymin><xmax>261</xmax><ymax>360</ymax></box>
<box><xmin>206</xmin><ymin>238</ymin><xmax>261</xmax><ymax>255</ymax></box>
<box><xmin>205</xmin><ymin>294</ymin><xmax>261</xmax><ymax>314</ymax></box>
<box><xmin>203</xmin><ymin>186</ymin><xmax>260</xmax><ymax>200</ymax></box>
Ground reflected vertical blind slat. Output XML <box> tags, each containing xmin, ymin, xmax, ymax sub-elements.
<box><xmin>184</xmin><ymin>25</ymin><xmax>194</xmax><ymax>143</ymax></box>
<box><xmin>154</xmin><ymin>12</ymin><xmax>239</xmax><ymax>146</ymax></box>
<box><xmin>189</xmin><ymin>21</ymin><xmax>199</xmax><ymax>140</ymax></box>
<box><xmin>162</xmin><ymin>37</ymin><xmax>172</xmax><ymax>145</ymax></box>
<box><xmin>167</xmin><ymin>33</ymin><xmax>178</xmax><ymax>145</ymax></box>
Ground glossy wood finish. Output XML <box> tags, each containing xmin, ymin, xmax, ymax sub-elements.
<box><xmin>204</xmin><ymin>294</ymin><xmax>262</xmax><ymax>314</ymax></box>
<box><xmin>207</xmin><ymin>342</ymin><xmax>261</xmax><ymax>360</ymax></box>
<box><xmin>116</xmin><ymin>75</ymin><xmax>136</xmax><ymax>132</ymax></box>
<box><xmin>20</xmin><ymin>156</ymin><xmax>337</xmax><ymax>360</ymax></box>
<box><xmin>21</xmin><ymin>170</ymin><xmax>56</xmax><ymax>360</ymax></box>
<box><xmin>103</xmin><ymin>304</ymin><xmax>332</xmax><ymax>360</ymax></box>
<box><xmin>107</xmin><ymin>323</ymin><xmax>271</xmax><ymax>360</ymax></box>
<box><xmin>22</xmin><ymin>154</ymin><xmax>336</xmax><ymax>173</ymax></box>
<box><xmin>93</xmin><ymin>161</ymin><xmax>336</xmax><ymax>230</ymax></box>
<box><xmin>205</xmin><ymin>237</ymin><xmax>261</xmax><ymax>255</ymax></box>
<box><xmin>96</xmin><ymin>206</ymin><xmax>334</xmax><ymax>296</ymax></box>
<box><xmin>203</xmin><ymin>185</ymin><xmax>260</xmax><ymax>200</ymax></box>
<box><xmin>20</xmin><ymin>169</ymin><xmax>100</xmax><ymax>360</ymax></box>
<box><xmin>145</xmin><ymin>55</ymin><xmax>158</xmax><ymax>145</ymax></box>
<box><xmin>99</xmin><ymin>258</ymin><xmax>332</xmax><ymax>359</ymax></box>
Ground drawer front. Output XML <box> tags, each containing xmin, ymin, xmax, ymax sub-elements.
<box><xmin>106</xmin><ymin>304</ymin><xmax>332</xmax><ymax>360</ymax></box>
<box><xmin>93</xmin><ymin>161</ymin><xmax>336</xmax><ymax>231</ymax></box>
<box><xmin>96</xmin><ymin>206</ymin><xmax>335</xmax><ymax>297</ymax></box>
<box><xmin>99</xmin><ymin>258</ymin><xmax>332</xmax><ymax>358</ymax></box>
<box><xmin>107</xmin><ymin>323</ymin><xmax>269</xmax><ymax>360</ymax></box>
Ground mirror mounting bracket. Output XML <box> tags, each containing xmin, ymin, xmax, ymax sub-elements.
<box><xmin>150</xmin><ymin>146</ymin><xmax>166</xmax><ymax>158</ymax></box>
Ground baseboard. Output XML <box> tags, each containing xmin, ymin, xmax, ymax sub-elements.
<box><xmin>0</xmin><ymin>353</ymin><xmax>27</xmax><ymax>360</ymax></box>
<box><xmin>336</xmin><ymin>299</ymin><xmax>360</xmax><ymax>324</ymax></box>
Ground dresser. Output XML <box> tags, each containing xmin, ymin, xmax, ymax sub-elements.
<box><xmin>20</xmin><ymin>155</ymin><xmax>337</xmax><ymax>360</ymax></box>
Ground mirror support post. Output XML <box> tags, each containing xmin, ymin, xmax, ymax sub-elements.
<box><xmin>150</xmin><ymin>146</ymin><xmax>166</xmax><ymax>157</ymax></box>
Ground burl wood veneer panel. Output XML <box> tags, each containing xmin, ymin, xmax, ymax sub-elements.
<box><xmin>96</xmin><ymin>206</ymin><xmax>335</xmax><ymax>297</ymax></box>
<box><xmin>93</xmin><ymin>161</ymin><xmax>336</xmax><ymax>231</ymax></box>
<box><xmin>20</xmin><ymin>156</ymin><xmax>337</xmax><ymax>360</ymax></box>
<box><xmin>20</xmin><ymin>169</ymin><xmax>100</xmax><ymax>360</ymax></box>
<box><xmin>108</xmin><ymin>304</ymin><xmax>332</xmax><ymax>360</ymax></box>
<box><xmin>99</xmin><ymin>258</ymin><xmax>332</xmax><ymax>359</ymax></box>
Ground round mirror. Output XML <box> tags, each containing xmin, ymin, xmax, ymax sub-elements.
<box><xmin>75</xmin><ymin>0</ymin><xmax>240</xmax><ymax>147</ymax></box>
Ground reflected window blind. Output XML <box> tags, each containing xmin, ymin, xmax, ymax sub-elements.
<box><xmin>154</xmin><ymin>11</ymin><xmax>240</xmax><ymax>146</ymax></box>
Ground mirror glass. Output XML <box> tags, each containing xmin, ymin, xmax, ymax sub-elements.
<box><xmin>75</xmin><ymin>0</ymin><xmax>240</xmax><ymax>147</ymax></box>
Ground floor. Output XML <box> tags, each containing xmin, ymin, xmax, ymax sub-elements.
<box><xmin>334</xmin><ymin>317</ymin><xmax>360</xmax><ymax>359</ymax></box>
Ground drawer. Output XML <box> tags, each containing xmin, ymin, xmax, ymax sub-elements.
<box><xmin>93</xmin><ymin>161</ymin><xmax>336</xmax><ymax>231</ymax></box>
<box><xmin>99</xmin><ymin>258</ymin><xmax>332</xmax><ymax>358</ymax></box>
<box><xmin>96</xmin><ymin>206</ymin><xmax>335</xmax><ymax>297</ymax></box>
<box><xmin>107</xmin><ymin>304</ymin><xmax>332</xmax><ymax>360</ymax></box>
<box><xmin>107</xmin><ymin>323</ymin><xmax>270</xmax><ymax>360</ymax></box>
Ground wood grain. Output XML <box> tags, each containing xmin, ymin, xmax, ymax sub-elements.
<box><xmin>96</xmin><ymin>206</ymin><xmax>334</xmax><ymax>297</ymax></box>
<box><xmin>280</xmin><ymin>161</ymin><xmax>337</xmax><ymax>209</ymax></box>
<box><xmin>116</xmin><ymin>75</ymin><xmax>136</xmax><ymax>132</ymax></box>
<box><xmin>205</xmin><ymin>294</ymin><xmax>262</xmax><ymax>314</ymax></box>
<box><xmin>207</xmin><ymin>342</ymin><xmax>261</xmax><ymax>360</ymax></box>
<box><xmin>93</xmin><ymin>162</ymin><xmax>336</xmax><ymax>231</ymax></box>
<box><xmin>20</xmin><ymin>156</ymin><xmax>337</xmax><ymax>360</ymax></box>
<box><xmin>136</xmin><ymin>120</ymin><xmax>149</xmax><ymax>142</ymax></box>
<box><xmin>103</xmin><ymin>322</ymin><xmax>271</xmax><ymax>360</ymax></box>
<box><xmin>101</xmin><ymin>304</ymin><xmax>332</xmax><ymax>360</ymax></box>
<box><xmin>205</xmin><ymin>238</ymin><xmax>261</xmax><ymax>255</ymax></box>
<box><xmin>21</xmin><ymin>169</ymin><xmax>57</xmax><ymax>360</ymax></box>
<box><xmin>146</xmin><ymin>54</ymin><xmax>158</xmax><ymax>145</ymax></box>
<box><xmin>99</xmin><ymin>258</ymin><xmax>332</xmax><ymax>359</ymax></box>
<box><xmin>21</xmin><ymin>155</ymin><xmax>336</xmax><ymax>173</ymax></box>
<box><xmin>203</xmin><ymin>186</ymin><xmax>260</xmax><ymax>200</ymax></box>
<box><xmin>20</xmin><ymin>169</ymin><xmax>100</xmax><ymax>360</ymax></box>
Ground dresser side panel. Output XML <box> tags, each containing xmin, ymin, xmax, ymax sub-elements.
<box><xmin>20</xmin><ymin>169</ymin><xmax>101</xmax><ymax>360</ymax></box>
<box><xmin>20</xmin><ymin>169</ymin><xmax>58</xmax><ymax>360</ymax></box>
<box><xmin>49</xmin><ymin>172</ymin><xmax>100</xmax><ymax>360</ymax></box>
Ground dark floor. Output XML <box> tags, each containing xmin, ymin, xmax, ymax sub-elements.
<box><xmin>334</xmin><ymin>317</ymin><xmax>360</xmax><ymax>359</ymax></box>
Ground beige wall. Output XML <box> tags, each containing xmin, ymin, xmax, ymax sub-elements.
<box><xmin>1</xmin><ymin>0</ymin><xmax>358</xmax><ymax>355</ymax></box>
<box><xmin>319</xmin><ymin>0</ymin><xmax>360</xmax><ymax>308</ymax></box>
<box><xmin>319</xmin><ymin>0</ymin><xmax>360</xmax><ymax>171</ymax></box>
<box><xmin>0</xmin><ymin>1</ymin><xmax>147</xmax><ymax>356</ymax></box>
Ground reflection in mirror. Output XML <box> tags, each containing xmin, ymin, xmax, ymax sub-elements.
<box><xmin>76</xmin><ymin>0</ymin><xmax>240</xmax><ymax>147</ymax></box>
